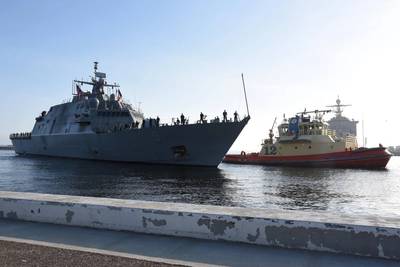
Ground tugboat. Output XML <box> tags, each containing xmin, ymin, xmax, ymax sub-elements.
<box><xmin>10</xmin><ymin>62</ymin><xmax>250</xmax><ymax>167</ymax></box>
<box><xmin>224</xmin><ymin>109</ymin><xmax>391</xmax><ymax>169</ymax></box>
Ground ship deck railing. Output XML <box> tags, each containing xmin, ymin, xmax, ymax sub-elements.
<box><xmin>93</xmin><ymin>116</ymin><xmax>245</xmax><ymax>134</ymax></box>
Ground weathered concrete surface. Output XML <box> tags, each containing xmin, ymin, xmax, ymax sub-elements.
<box><xmin>0</xmin><ymin>191</ymin><xmax>399</xmax><ymax>261</ymax></box>
<box><xmin>0</xmin><ymin>219</ymin><xmax>398</xmax><ymax>267</ymax></box>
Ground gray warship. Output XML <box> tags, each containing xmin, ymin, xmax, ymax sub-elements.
<box><xmin>10</xmin><ymin>63</ymin><xmax>250</xmax><ymax>167</ymax></box>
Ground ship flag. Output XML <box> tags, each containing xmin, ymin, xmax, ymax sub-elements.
<box><xmin>117</xmin><ymin>89</ymin><xmax>122</xmax><ymax>100</ymax></box>
<box><xmin>76</xmin><ymin>84</ymin><xmax>83</xmax><ymax>96</ymax></box>
<box><xmin>288</xmin><ymin>116</ymin><xmax>300</xmax><ymax>136</ymax></box>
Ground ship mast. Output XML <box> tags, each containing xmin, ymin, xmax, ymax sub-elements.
<box><xmin>326</xmin><ymin>97</ymin><xmax>351</xmax><ymax>117</ymax></box>
<box><xmin>94</xmin><ymin>61</ymin><xmax>98</xmax><ymax>79</ymax></box>
<box><xmin>241</xmin><ymin>73</ymin><xmax>250</xmax><ymax>117</ymax></box>
<box><xmin>73</xmin><ymin>62</ymin><xmax>120</xmax><ymax>95</ymax></box>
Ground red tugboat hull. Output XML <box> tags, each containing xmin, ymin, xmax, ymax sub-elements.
<box><xmin>223</xmin><ymin>147</ymin><xmax>392</xmax><ymax>169</ymax></box>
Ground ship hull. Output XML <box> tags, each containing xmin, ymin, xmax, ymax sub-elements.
<box><xmin>223</xmin><ymin>147</ymin><xmax>391</xmax><ymax>169</ymax></box>
<box><xmin>12</xmin><ymin>118</ymin><xmax>249</xmax><ymax>167</ymax></box>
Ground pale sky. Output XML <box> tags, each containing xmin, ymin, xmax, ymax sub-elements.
<box><xmin>0</xmin><ymin>0</ymin><xmax>399</xmax><ymax>152</ymax></box>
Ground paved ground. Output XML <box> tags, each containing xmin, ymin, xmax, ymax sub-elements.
<box><xmin>0</xmin><ymin>219</ymin><xmax>398</xmax><ymax>267</ymax></box>
<box><xmin>0</xmin><ymin>239</ymin><xmax>181</xmax><ymax>267</ymax></box>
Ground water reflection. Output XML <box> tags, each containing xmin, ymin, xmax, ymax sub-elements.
<box><xmin>266</xmin><ymin>167</ymin><xmax>350</xmax><ymax>211</ymax></box>
<box><xmin>8</xmin><ymin>154</ymin><xmax>235</xmax><ymax>206</ymax></box>
<box><xmin>1</xmin><ymin>151</ymin><xmax>399</xmax><ymax>218</ymax></box>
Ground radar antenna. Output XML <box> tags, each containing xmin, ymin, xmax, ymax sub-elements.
<box><xmin>94</xmin><ymin>61</ymin><xmax>98</xmax><ymax>76</ymax></box>
<box><xmin>326</xmin><ymin>96</ymin><xmax>351</xmax><ymax>117</ymax></box>
<box><xmin>72</xmin><ymin>62</ymin><xmax>120</xmax><ymax>96</ymax></box>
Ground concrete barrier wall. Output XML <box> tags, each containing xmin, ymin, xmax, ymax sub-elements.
<box><xmin>0</xmin><ymin>191</ymin><xmax>399</xmax><ymax>260</ymax></box>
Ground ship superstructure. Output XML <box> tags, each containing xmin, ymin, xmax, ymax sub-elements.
<box><xmin>32</xmin><ymin>62</ymin><xmax>144</xmax><ymax>138</ymax></box>
<box><xmin>326</xmin><ymin>97</ymin><xmax>358</xmax><ymax>138</ymax></box>
<box><xmin>10</xmin><ymin>63</ymin><xmax>249</xmax><ymax>167</ymax></box>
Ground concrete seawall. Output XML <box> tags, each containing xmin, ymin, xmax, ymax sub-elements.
<box><xmin>0</xmin><ymin>191</ymin><xmax>399</xmax><ymax>261</ymax></box>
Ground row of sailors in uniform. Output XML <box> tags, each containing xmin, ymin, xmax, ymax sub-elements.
<box><xmin>174</xmin><ymin>110</ymin><xmax>240</xmax><ymax>125</ymax></box>
<box><xmin>199</xmin><ymin>110</ymin><xmax>239</xmax><ymax>124</ymax></box>
<box><xmin>101</xmin><ymin>109</ymin><xmax>242</xmax><ymax>132</ymax></box>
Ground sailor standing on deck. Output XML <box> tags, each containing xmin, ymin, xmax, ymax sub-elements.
<box><xmin>223</xmin><ymin>110</ymin><xmax>228</xmax><ymax>122</ymax></box>
<box><xmin>200</xmin><ymin>112</ymin><xmax>204</xmax><ymax>123</ymax></box>
<box><xmin>234</xmin><ymin>111</ymin><xmax>238</xmax><ymax>122</ymax></box>
<box><xmin>180</xmin><ymin>113</ymin><xmax>185</xmax><ymax>125</ymax></box>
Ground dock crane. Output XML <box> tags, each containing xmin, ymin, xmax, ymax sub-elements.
<box><xmin>268</xmin><ymin>117</ymin><xmax>277</xmax><ymax>143</ymax></box>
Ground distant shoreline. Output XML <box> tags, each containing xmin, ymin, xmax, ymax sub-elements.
<box><xmin>0</xmin><ymin>146</ymin><xmax>14</xmax><ymax>150</ymax></box>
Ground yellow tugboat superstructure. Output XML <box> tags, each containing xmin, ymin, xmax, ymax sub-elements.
<box><xmin>260</xmin><ymin>110</ymin><xmax>358</xmax><ymax>156</ymax></box>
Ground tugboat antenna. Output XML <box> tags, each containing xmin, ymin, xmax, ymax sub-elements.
<box><xmin>297</xmin><ymin>109</ymin><xmax>331</xmax><ymax>115</ymax></box>
<box><xmin>241</xmin><ymin>73</ymin><xmax>250</xmax><ymax>117</ymax></box>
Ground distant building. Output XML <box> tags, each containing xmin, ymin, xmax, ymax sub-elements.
<box><xmin>0</xmin><ymin>145</ymin><xmax>14</xmax><ymax>150</ymax></box>
<box><xmin>326</xmin><ymin>97</ymin><xmax>358</xmax><ymax>138</ymax></box>
<box><xmin>388</xmin><ymin>146</ymin><xmax>400</xmax><ymax>156</ymax></box>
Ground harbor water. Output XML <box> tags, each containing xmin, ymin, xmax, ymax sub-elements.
<box><xmin>0</xmin><ymin>150</ymin><xmax>399</xmax><ymax>218</ymax></box>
